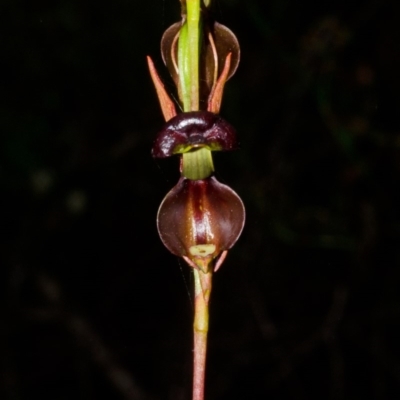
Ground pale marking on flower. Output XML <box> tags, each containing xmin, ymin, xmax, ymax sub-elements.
<box><xmin>189</xmin><ymin>244</ymin><xmax>216</xmax><ymax>257</ymax></box>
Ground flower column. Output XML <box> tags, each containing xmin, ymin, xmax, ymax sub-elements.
<box><xmin>147</xmin><ymin>1</ymin><xmax>244</xmax><ymax>399</ymax></box>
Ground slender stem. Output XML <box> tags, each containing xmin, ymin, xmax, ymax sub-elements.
<box><xmin>186</xmin><ymin>0</ymin><xmax>200</xmax><ymax>110</ymax></box>
<box><xmin>178</xmin><ymin>0</ymin><xmax>201</xmax><ymax>111</ymax></box>
<box><xmin>193</xmin><ymin>268</ymin><xmax>212</xmax><ymax>400</ymax></box>
<box><xmin>177</xmin><ymin>22</ymin><xmax>191</xmax><ymax>111</ymax></box>
<box><xmin>178</xmin><ymin>3</ymin><xmax>212</xmax><ymax>400</ymax></box>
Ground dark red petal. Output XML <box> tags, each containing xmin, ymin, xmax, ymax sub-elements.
<box><xmin>152</xmin><ymin>111</ymin><xmax>238</xmax><ymax>158</ymax></box>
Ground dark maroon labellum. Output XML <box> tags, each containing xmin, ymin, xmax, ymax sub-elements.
<box><xmin>152</xmin><ymin>111</ymin><xmax>238</xmax><ymax>158</ymax></box>
<box><xmin>157</xmin><ymin>175</ymin><xmax>245</xmax><ymax>270</ymax></box>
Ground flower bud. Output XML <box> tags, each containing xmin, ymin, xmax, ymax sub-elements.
<box><xmin>157</xmin><ymin>175</ymin><xmax>245</xmax><ymax>272</ymax></box>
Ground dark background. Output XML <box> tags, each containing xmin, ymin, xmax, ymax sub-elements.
<box><xmin>2</xmin><ymin>0</ymin><xmax>400</xmax><ymax>399</ymax></box>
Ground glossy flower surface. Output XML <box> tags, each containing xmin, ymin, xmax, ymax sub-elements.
<box><xmin>152</xmin><ymin>111</ymin><xmax>237</xmax><ymax>158</ymax></box>
<box><xmin>157</xmin><ymin>175</ymin><xmax>245</xmax><ymax>271</ymax></box>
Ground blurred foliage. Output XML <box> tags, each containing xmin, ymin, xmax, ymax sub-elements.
<box><xmin>1</xmin><ymin>0</ymin><xmax>400</xmax><ymax>399</ymax></box>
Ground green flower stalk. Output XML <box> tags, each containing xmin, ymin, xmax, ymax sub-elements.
<box><xmin>178</xmin><ymin>0</ymin><xmax>200</xmax><ymax>111</ymax></box>
<box><xmin>147</xmin><ymin>1</ymin><xmax>244</xmax><ymax>399</ymax></box>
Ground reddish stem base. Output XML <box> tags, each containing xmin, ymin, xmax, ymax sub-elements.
<box><xmin>192</xmin><ymin>269</ymin><xmax>212</xmax><ymax>400</ymax></box>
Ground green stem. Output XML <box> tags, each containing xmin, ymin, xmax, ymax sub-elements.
<box><xmin>186</xmin><ymin>0</ymin><xmax>200</xmax><ymax>110</ymax></box>
<box><xmin>178</xmin><ymin>0</ymin><xmax>201</xmax><ymax>111</ymax></box>
<box><xmin>177</xmin><ymin>22</ymin><xmax>191</xmax><ymax>111</ymax></box>
<box><xmin>182</xmin><ymin>147</ymin><xmax>214</xmax><ymax>180</ymax></box>
<box><xmin>178</xmin><ymin>3</ymin><xmax>213</xmax><ymax>399</ymax></box>
<box><xmin>193</xmin><ymin>268</ymin><xmax>212</xmax><ymax>400</ymax></box>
